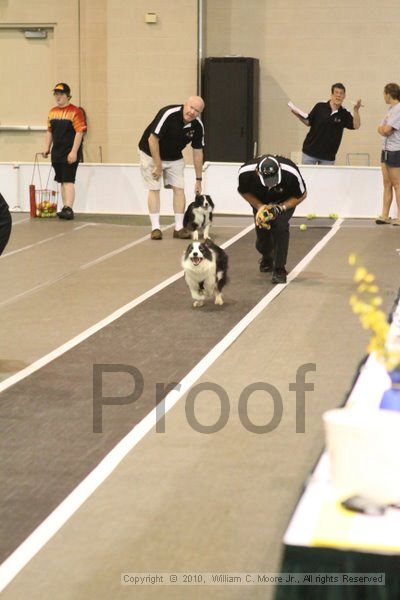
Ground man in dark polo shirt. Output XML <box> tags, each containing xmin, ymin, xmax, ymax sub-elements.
<box><xmin>138</xmin><ymin>96</ymin><xmax>205</xmax><ymax>240</ymax></box>
<box><xmin>292</xmin><ymin>83</ymin><xmax>362</xmax><ymax>164</ymax></box>
<box><xmin>238</xmin><ymin>154</ymin><xmax>307</xmax><ymax>284</ymax></box>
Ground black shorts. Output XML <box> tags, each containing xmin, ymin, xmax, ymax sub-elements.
<box><xmin>52</xmin><ymin>161</ymin><xmax>79</xmax><ymax>183</ymax></box>
<box><xmin>381</xmin><ymin>150</ymin><xmax>400</xmax><ymax>168</ymax></box>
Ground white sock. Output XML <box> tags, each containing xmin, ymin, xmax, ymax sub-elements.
<box><xmin>175</xmin><ymin>213</ymin><xmax>184</xmax><ymax>230</ymax></box>
<box><xmin>149</xmin><ymin>213</ymin><xmax>160</xmax><ymax>230</ymax></box>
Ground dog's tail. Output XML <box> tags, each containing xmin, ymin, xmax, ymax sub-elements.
<box><xmin>216</xmin><ymin>248</ymin><xmax>229</xmax><ymax>291</ymax></box>
<box><xmin>183</xmin><ymin>203</ymin><xmax>194</xmax><ymax>229</ymax></box>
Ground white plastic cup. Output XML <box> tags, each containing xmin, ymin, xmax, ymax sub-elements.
<box><xmin>323</xmin><ymin>408</ymin><xmax>400</xmax><ymax>504</ymax></box>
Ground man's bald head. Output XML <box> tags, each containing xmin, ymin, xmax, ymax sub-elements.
<box><xmin>183</xmin><ymin>96</ymin><xmax>205</xmax><ymax>123</ymax></box>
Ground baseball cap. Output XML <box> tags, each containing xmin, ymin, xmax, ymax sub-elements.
<box><xmin>53</xmin><ymin>83</ymin><xmax>71</xmax><ymax>95</ymax></box>
<box><xmin>257</xmin><ymin>155</ymin><xmax>281</xmax><ymax>188</ymax></box>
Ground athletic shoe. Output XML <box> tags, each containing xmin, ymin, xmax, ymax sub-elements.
<box><xmin>57</xmin><ymin>206</ymin><xmax>74</xmax><ymax>220</ymax></box>
<box><xmin>150</xmin><ymin>228</ymin><xmax>162</xmax><ymax>240</ymax></box>
<box><xmin>272</xmin><ymin>267</ymin><xmax>287</xmax><ymax>284</ymax></box>
<box><xmin>173</xmin><ymin>228</ymin><xmax>191</xmax><ymax>239</ymax></box>
<box><xmin>259</xmin><ymin>257</ymin><xmax>273</xmax><ymax>272</ymax></box>
<box><xmin>375</xmin><ymin>216</ymin><xmax>391</xmax><ymax>224</ymax></box>
<box><xmin>392</xmin><ymin>218</ymin><xmax>400</xmax><ymax>226</ymax></box>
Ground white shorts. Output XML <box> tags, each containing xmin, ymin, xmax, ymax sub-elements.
<box><xmin>139</xmin><ymin>150</ymin><xmax>185</xmax><ymax>190</ymax></box>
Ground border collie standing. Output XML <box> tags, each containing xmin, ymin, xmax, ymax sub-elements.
<box><xmin>182</xmin><ymin>240</ymin><xmax>228</xmax><ymax>308</ymax></box>
<box><xmin>183</xmin><ymin>194</ymin><xmax>214</xmax><ymax>240</ymax></box>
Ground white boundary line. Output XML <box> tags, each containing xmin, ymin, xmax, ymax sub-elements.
<box><xmin>1</xmin><ymin>224</ymin><xmax>91</xmax><ymax>260</ymax></box>
<box><xmin>11</xmin><ymin>217</ymin><xmax>31</xmax><ymax>225</ymax></box>
<box><xmin>87</xmin><ymin>221</ymin><xmax>183</xmax><ymax>230</ymax></box>
<box><xmin>88</xmin><ymin>221</ymin><xmax>151</xmax><ymax>229</ymax></box>
<box><xmin>80</xmin><ymin>223</ymin><xmax>175</xmax><ymax>270</ymax></box>
<box><xmin>0</xmin><ymin>220</ymin><xmax>342</xmax><ymax>591</ymax></box>
<box><xmin>0</xmin><ymin>224</ymin><xmax>175</xmax><ymax>309</ymax></box>
<box><xmin>0</xmin><ymin>224</ymin><xmax>253</xmax><ymax>394</ymax></box>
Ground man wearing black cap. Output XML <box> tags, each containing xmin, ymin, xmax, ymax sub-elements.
<box><xmin>42</xmin><ymin>83</ymin><xmax>87</xmax><ymax>220</ymax></box>
<box><xmin>238</xmin><ymin>154</ymin><xmax>307</xmax><ymax>284</ymax></box>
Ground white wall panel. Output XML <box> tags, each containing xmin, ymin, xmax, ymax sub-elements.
<box><xmin>1</xmin><ymin>162</ymin><xmax>386</xmax><ymax>218</ymax></box>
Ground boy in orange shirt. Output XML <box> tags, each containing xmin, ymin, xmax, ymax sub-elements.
<box><xmin>43</xmin><ymin>83</ymin><xmax>87</xmax><ymax>220</ymax></box>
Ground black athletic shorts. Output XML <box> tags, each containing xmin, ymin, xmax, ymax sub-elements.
<box><xmin>52</xmin><ymin>161</ymin><xmax>79</xmax><ymax>183</ymax></box>
<box><xmin>381</xmin><ymin>150</ymin><xmax>400</xmax><ymax>168</ymax></box>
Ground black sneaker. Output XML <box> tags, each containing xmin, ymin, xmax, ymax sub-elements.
<box><xmin>259</xmin><ymin>257</ymin><xmax>273</xmax><ymax>272</ymax></box>
<box><xmin>57</xmin><ymin>206</ymin><xmax>74</xmax><ymax>220</ymax></box>
<box><xmin>272</xmin><ymin>267</ymin><xmax>287</xmax><ymax>284</ymax></box>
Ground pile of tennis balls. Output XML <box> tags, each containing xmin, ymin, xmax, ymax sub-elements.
<box><xmin>36</xmin><ymin>201</ymin><xmax>57</xmax><ymax>218</ymax></box>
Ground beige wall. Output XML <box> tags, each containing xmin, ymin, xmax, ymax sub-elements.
<box><xmin>0</xmin><ymin>0</ymin><xmax>198</xmax><ymax>163</ymax></box>
<box><xmin>106</xmin><ymin>0</ymin><xmax>198</xmax><ymax>163</ymax></box>
<box><xmin>205</xmin><ymin>0</ymin><xmax>400</xmax><ymax>166</ymax></box>
<box><xmin>1</xmin><ymin>0</ymin><xmax>399</xmax><ymax>166</ymax></box>
<box><xmin>79</xmin><ymin>0</ymin><xmax>108</xmax><ymax>163</ymax></box>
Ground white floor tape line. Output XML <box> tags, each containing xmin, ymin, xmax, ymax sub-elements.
<box><xmin>0</xmin><ymin>224</ymin><xmax>175</xmax><ymax>308</ymax></box>
<box><xmin>0</xmin><ymin>223</ymin><xmax>253</xmax><ymax>394</ymax></box>
<box><xmin>11</xmin><ymin>217</ymin><xmax>31</xmax><ymax>225</ymax></box>
<box><xmin>0</xmin><ymin>224</ymin><xmax>91</xmax><ymax>260</ymax></box>
<box><xmin>0</xmin><ymin>220</ymin><xmax>342</xmax><ymax>592</ymax></box>
<box><xmin>80</xmin><ymin>223</ymin><xmax>175</xmax><ymax>270</ymax></box>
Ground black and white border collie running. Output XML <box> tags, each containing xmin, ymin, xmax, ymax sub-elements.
<box><xmin>183</xmin><ymin>194</ymin><xmax>214</xmax><ymax>240</ymax></box>
<box><xmin>182</xmin><ymin>240</ymin><xmax>228</xmax><ymax>308</ymax></box>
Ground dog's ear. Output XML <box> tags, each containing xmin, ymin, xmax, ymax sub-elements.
<box><xmin>183</xmin><ymin>243</ymin><xmax>193</xmax><ymax>259</ymax></box>
<box><xmin>206</xmin><ymin>195</ymin><xmax>214</xmax><ymax>208</ymax></box>
<box><xmin>195</xmin><ymin>194</ymin><xmax>202</xmax><ymax>201</ymax></box>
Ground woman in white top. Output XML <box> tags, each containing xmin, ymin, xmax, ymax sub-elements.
<box><xmin>376</xmin><ymin>83</ymin><xmax>400</xmax><ymax>225</ymax></box>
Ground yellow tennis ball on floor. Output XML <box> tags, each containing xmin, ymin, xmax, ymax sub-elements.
<box><xmin>300</xmin><ymin>224</ymin><xmax>307</xmax><ymax>231</ymax></box>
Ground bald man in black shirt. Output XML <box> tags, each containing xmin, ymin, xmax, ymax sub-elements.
<box><xmin>139</xmin><ymin>96</ymin><xmax>205</xmax><ymax>240</ymax></box>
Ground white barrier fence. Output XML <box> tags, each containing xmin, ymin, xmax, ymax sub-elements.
<box><xmin>0</xmin><ymin>161</ymin><xmax>386</xmax><ymax>218</ymax></box>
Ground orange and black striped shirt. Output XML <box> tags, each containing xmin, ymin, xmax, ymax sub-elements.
<box><xmin>47</xmin><ymin>104</ymin><xmax>87</xmax><ymax>162</ymax></box>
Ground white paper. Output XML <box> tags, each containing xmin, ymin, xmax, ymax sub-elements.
<box><xmin>288</xmin><ymin>101</ymin><xmax>309</xmax><ymax>119</ymax></box>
